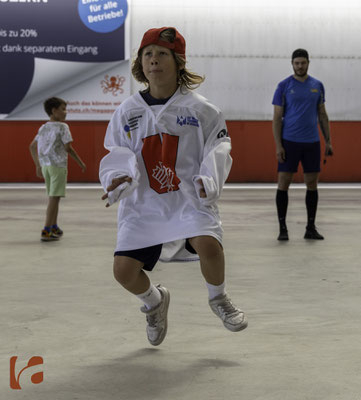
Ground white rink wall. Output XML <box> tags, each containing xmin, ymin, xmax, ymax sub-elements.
<box><xmin>128</xmin><ymin>0</ymin><xmax>361</xmax><ymax>120</ymax></box>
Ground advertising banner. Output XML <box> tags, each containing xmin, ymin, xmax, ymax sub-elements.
<box><xmin>0</xmin><ymin>0</ymin><xmax>129</xmax><ymax>120</ymax></box>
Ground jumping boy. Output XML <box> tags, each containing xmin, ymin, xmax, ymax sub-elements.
<box><xmin>99</xmin><ymin>27</ymin><xmax>248</xmax><ymax>346</ymax></box>
<box><xmin>29</xmin><ymin>97</ymin><xmax>86</xmax><ymax>241</ymax></box>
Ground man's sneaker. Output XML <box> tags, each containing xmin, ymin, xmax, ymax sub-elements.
<box><xmin>304</xmin><ymin>227</ymin><xmax>324</xmax><ymax>240</ymax></box>
<box><xmin>209</xmin><ymin>293</ymin><xmax>248</xmax><ymax>332</ymax></box>
<box><xmin>51</xmin><ymin>226</ymin><xmax>63</xmax><ymax>236</ymax></box>
<box><xmin>278</xmin><ymin>228</ymin><xmax>289</xmax><ymax>241</ymax></box>
<box><xmin>140</xmin><ymin>285</ymin><xmax>170</xmax><ymax>346</ymax></box>
<box><xmin>41</xmin><ymin>230</ymin><xmax>59</xmax><ymax>242</ymax></box>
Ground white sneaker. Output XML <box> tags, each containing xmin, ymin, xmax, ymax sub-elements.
<box><xmin>209</xmin><ymin>293</ymin><xmax>248</xmax><ymax>332</ymax></box>
<box><xmin>140</xmin><ymin>285</ymin><xmax>170</xmax><ymax>346</ymax></box>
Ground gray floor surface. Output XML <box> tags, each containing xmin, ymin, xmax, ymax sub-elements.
<box><xmin>1</xmin><ymin>185</ymin><xmax>360</xmax><ymax>400</ymax></box>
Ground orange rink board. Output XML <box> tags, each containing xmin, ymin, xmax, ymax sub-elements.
<box><xmin>0</xmin><ymin>120</ymin><xmax>360</xmax><ymax>183</ymax></box>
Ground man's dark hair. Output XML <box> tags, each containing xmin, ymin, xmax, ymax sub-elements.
<box><xmin>292</xmin><ymin>48</ymin><xmax>309</xmax><ymax>61</ymax></box>
<box><xmin>43</xmin><ymin>97</ymin><xmax>66</xmax><ymax>117</ymax></box>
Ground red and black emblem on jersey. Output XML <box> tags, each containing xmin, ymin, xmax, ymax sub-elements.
<box><xmin>142</xmin><ymin>133</ymin><xmax>181</xmax><ymax>194</ymax></box>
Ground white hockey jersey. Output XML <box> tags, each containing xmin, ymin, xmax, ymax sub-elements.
<box><xmin>99</xmin><ymin>88</ymin><xmax>232</xmax><ymax>262</ymax></box>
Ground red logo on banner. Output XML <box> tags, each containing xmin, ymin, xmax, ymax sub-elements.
<box><xmin>9</xmin><ymin>356</ymin><xmax>44</xmax><ymax>390</ymax></box>
<box><xmin>101</xmin><ymin>74</ymin><xmax>125</xmax><ymax>96</ymax></box>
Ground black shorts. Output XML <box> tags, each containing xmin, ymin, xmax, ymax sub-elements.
<box><xmin>278</xmin><ymin>139</ymin><xmax>321</xmax><ymax>173</ymax></box>
<box><xmin>114</xmin><ymin>240</ymin><xmax>197</xmax><ymax>271</ymax></box>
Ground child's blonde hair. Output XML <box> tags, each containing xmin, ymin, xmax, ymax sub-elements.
<box><xmin>132</xmin><ymin>28</ymin><xmax>205</xmax><ymax>91</ymax></box>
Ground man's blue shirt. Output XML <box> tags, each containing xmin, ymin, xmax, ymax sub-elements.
<box><xmin>272</xmin><ymin>75</ymin><xmax>325</xmax><ymax>143</ymax></box>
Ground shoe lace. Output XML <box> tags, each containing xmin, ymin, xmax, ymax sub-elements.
<box><xmin>217</xmin><ymin>298</ymin><xmax>240</xmax><ymax>318</ymax></box>
<box><xmin>146</xmin><ymin>310</ymin><xmax>160</xmax><ymax>327</ymax></box>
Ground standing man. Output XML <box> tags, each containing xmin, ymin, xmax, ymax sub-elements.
<box><xmin>272</xmin><ymin>49</ymin><xmax>333</xmax><ymax>241</ymax></box>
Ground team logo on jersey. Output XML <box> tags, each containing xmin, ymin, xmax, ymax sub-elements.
<box><xmin>152</xmin><ymin>161</ymin><xmax>178</xmax><ymax>192</ymax></box>
<box><xmin>217</xmin><ymin>129</ymin><xmax>229</xmax><ymax>139</ymax></box>
<box><xmin>142</xmin><ymin>133</ymin><xmax>181</xmax><ymax>194</ymax></box>
<box><xmin>176</xmin><ymin>116</ymin><xmax>199</xmax><ymax>127</ymax></box>
<box><xmin>310</xmin><ymin>89</ymin><xmax>318</xmax><ymax>93</ymax></box>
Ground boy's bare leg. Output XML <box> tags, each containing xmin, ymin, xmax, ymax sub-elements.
<box><xmin>188</xmin><ymin>235</ymin><xmax>225</xmax><ymax>285</ymax></box>
<box><xmin>113</xmin><ymin>255</ymin><xmax>170</xmax><ymax>346</ymax></box>
<box><xmin>188</xmin><ymin>235</ymin><xmax>247</xmax><ymax>332</ymax></box>
<box><xmin>113</xmin><ymin>256</ymin><xmax>150</xmax><ymax>294</ymax></box>
<box><xmin>45</xmin><ymin>196</ymin><xmax>60</xmax><ymax>227</ymax></box>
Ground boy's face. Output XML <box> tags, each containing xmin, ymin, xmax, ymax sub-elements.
<box><xmin>141</xmin><ymin>44</ymin><xmax>178</xmax><ymax>90</ymax></box>
<box><xmin>51</xmin><ymin>103</ymin><xmax>67</xmax><ymax>121</ymax></box>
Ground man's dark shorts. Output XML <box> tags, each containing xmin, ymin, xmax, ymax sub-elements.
<box><xmin>114</xmin><ymin>240</ymin><xmax>197</xmax><ymax>271</ymax></box>
<box><xmin>278</xmin><ymin>139</ymin><xmax>321</xmax><ymax>173</ymax></box>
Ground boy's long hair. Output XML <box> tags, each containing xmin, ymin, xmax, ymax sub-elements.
<box><xmin>131</xmin><ymin>28</ymin><xmax>205</xmax><ymax>91</ymax></box>
<box><xmin>43</xmin><ymin>97</ymin><xmax>66</xmax><ymax>117</ymax></box>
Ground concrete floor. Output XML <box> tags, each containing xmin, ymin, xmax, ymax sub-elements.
<box><xmin>1</xmin><ymin>184</ymin><xmax>361</xmax><ymax>400</ymax></box>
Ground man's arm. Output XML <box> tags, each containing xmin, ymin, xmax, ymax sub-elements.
<box><xmin>318</xmin><ymin>103</ymin><xmax>333</xmax><ymax>157</ymax></box>
<box><xmin>29</xmin><ymin>139</ymin><xmax>43</xmax><ymax>178</ymax></box>
<box><xmin>64</xmin><ymin>142</ymin><xmax>86</xmax><ymax>172</ymax></box>
<box><xmin>272</xmin><ymin>105</ymin><xmax>285</xmax><ymax>163</ymax></box>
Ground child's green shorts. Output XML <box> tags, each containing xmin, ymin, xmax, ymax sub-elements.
<box><xmin>41</xmin><ymin>166</ymin><xmax>67</xmax><ymax>197</ymax></box>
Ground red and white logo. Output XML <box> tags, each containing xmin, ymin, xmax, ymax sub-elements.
<box><xmin>142</xmin><ymin>133</ymin><xmax>181</xmax><ymax>194</ymax></box>
<box><xmin>152</xmin><ymin>161</ymin><xmax>178</xmax><ymax>192</ymax></box>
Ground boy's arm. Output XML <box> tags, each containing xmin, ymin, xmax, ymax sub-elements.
<box><xmin>64</xmin><ymin>142</ymin><xmax>86</xmax><ymax>172</ymax></box>
<box><xmin>29</xmin><ymin>139</ymin><xmax>43</xmax><ymax>179</ymax></box>
<box><xmin>98</xmin><ymin>108</ymin><xmax>141</xmax><ymax>206</ymax></box>
<box><xmin>193</xmin><ymin>116</ymin><xmax>232</xmax><ymax>206</ymax></box>
<box><xmin>99</xmin><ymin>146</ymin><xmax>140</xmax><ymax>207</ymax></box>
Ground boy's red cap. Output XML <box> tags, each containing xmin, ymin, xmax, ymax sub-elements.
<box><xmin>139</xmin><ymin>27</ymin><xmax>186</xmax><ymax>59</ymax></box>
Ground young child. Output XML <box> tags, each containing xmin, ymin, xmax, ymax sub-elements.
<box><xmin>29</xmin><ymin>97</ymin><xmax>86</xmax><ymax>242</ymax></box>
<box><xmin>100</xmin><ymin>27</ymin><xmax>248</xmax><ymax>346</ymax></box>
